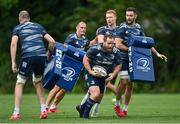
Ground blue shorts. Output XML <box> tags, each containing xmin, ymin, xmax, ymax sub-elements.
<box><xmin>118</xmin><ymin>59</ymin><xmax>130</xmax><ymax>79</ymax></box>
<box><xmin>121</xmin><ymin>59</ymin><xmax>129</xmax><ymax>71</ymax></box>
<box><xmin>84</xmin><ymin>72</ymin><xmax>106</xmax><ymax>94</ymax></box>
<box><xmin>18</xmin><ymin>56</ymin><xmax>46</xmax><ymax>77</ymax></box>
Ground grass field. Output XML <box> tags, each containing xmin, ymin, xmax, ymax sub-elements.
<box><xmin>0</xmin><ymin>93</ymin><xmax>180</xmax><ymax>123</ymax></box>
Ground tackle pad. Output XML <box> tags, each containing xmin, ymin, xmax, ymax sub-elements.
<box><xmin>128</xmin><ymin>35</ymin><xmax>155</xmax><ymax>82</ymax></box>
<box><xmin>43</xmin><ymin>42</ymin><xmax>85</xmax><ymax>91</ymax></box>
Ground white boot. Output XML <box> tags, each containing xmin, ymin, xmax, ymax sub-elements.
<box><xmin>90</xmin><ymin>103</ymin><xmax>99</xmax><ymax>117</ymax></box>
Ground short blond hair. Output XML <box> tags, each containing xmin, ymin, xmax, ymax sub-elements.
<box><xmin>106</xmin><ymin>10</ymin><xmax>117</xmax><ymax>16</ymax></box>
<box><xmin>19</xmin><ymin>10</ymin><xmax>30</xmax><ymax>19</ymax></box>
<box><xmin>76</xmin><ymin>21</ymin><xmax>86</xmax><ymax>27</ymax></box>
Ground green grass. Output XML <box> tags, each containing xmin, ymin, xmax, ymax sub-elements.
<box><xmin>0</xmin><ymin>93</ymin><xmax>180</xmax><ymax>123</ymax></box>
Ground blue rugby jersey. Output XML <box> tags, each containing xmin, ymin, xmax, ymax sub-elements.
<box><xmin>12</xmin><ymin>21</ymin><xmax>47</xmax><ymax>58</ymax></box>
<box><xmin>86</xmin><ymin>43</ymin><xmax>122</xmax><ymax>74</ymax></box>
<box><xmin>96</xmin><ymin>25</ymin><xmax>119</xmax><ymax>37</ymax></box>
<box><xmin>64</xmin><ymin>33</ymin><xmax>89</xmax><ymax>51</ymax></box>
<box><xmin>116</xmin><ymin>21</ymin><xmax>145</xmax><ymax>60</ymax></box>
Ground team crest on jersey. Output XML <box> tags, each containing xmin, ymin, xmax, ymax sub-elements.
<box><xmin>75</xmin><ymin>41</ymin><xmax>79</xmax><ymax>45</ymax></box>
<box><xmin>109</xmin><ymin>54</ymin><xmax>115</xmax><ymax>59</ymax></box>
<box><xmin>97</xmin><ymin>53</ymin><xmax>101</xmax><ymax>57</ymax></box>
<box><xmin>74</xmin><ymin>51</ymin><xmax>80</xmax><ymax>57</ymax></box>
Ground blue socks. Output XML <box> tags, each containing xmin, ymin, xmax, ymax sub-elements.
<box><xmin>81</xmin><ymin>97</ymin><xmax>96</xmax><ymax>118</ymax></box>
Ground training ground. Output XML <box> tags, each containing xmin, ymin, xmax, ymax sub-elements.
<box><xmin>0</xmin><ymin>93</ymin><xmax>180</xmax><ymax>123</ymax></box>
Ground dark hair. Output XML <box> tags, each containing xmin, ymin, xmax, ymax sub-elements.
<box><xmin>126</xmin><ymin>7</ymin><xmax>138</xmax><ymax>14</ymax></box>
<box><xmin>104</xmin><ymin>32</ymin><xmax>114</xmax><ymax>41</ymax></box>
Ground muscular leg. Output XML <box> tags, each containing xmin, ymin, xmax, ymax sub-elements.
<box><xmin>114</xmin><ymin>78</ymin><xmax>128</xmax><ymax>117</ymax></box>
<box><xmin>91</xmin><ymin>81</ymin><xmax>117</xmax><ymax>117</ymax></box>
<box><xmin>52</xmin><ymin>88</ymin><xmax>66</xmax><ymax>107</ymax></box>
<box><xmin>33</xmin><ymin>81</ymin><xmax>47</xmax><ymax>113</ymax></box>
<box><xmin>45</xmin><ymin>85</ymin><xmax>61</xmax><ymax>107</ymax></box>
<box><xmin>81</xmin><ymin>86</ymin><xmax>100</xmax><ymax>118</ymax></box>
<box><xmin>34</xmin><ymin>81</ymin><xmax>45</xmax><ymax>105</ymax></box>
<box><xmin>124</xmin><ymin>81</ymin><xmax>134</xmax><ymax>111</ymax></box>
<box><xmin>14</xmin><ymin>83</ymin><xmax>24</xmax><ymax>114</ymax></box>
<box><xmin>106</xmin><ymin>82</ymin><xmax>117</xmax><ymax>95</ymax></box>
<box><xmin>11</xmin><ymin>74</ymin><xmax>27</xmax><ymax>117</ymax></box>
<box><xmin>89</xmin><ymin>86</ymin><xmax>101</xmax><ymax>101</ymax></box>
<box><xmin>116</xmin><ymin>79</ymin><xmax>128</xmax><ymax>103</ymax></box>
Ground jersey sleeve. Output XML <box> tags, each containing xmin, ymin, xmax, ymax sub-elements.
<box><xmin>64</xmin><ymin>34</ymin><xmax>74</xmax><ymax>45</ymax></box>
<box><xmin>41</xmin><ymin>26</ymin><xmax>47</xmax><ymax>36</ymax></box>
<box><xmin>115</xmin><ymin>26</ymin><xmax>125</xmax><ymax>39</ymax></box>
<box><xmin>12</xmin><ymin>26</ymin><xmax>19</xmax><ymax>36</ymax></box>
<box><xmin>140</xmin><ymin>27</ymin><xmax>145</xmax><ymax>36</ymax></box>
<box><xmin>96</xmin><ymin>26</ymin><xmax>105</xmax><ymax>35</ymax></box>
<box><xmin>136</xmin><ymin>23</ymin><xmax>145</xmax><ymax>36</ymax></box>
<box><xmin>37</xmin><ymin>23</ymin><xmax>47</xmax><ymax>36</ymax></box>
<box><xmin>85</xmin><ymin>38</ymin><xmax>90</xmax><ymax>47</ymax></box>
<box><xmin>113</xmin><ymin>47</ymin><xmax>122</xmax><ymax>65</ymax></box>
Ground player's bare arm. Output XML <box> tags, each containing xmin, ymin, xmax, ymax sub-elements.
<box><xmin>151</xmin><ymin>47</ymin><xmax>167</xmax><ymax>62</ymax></box>
<box><xmin>106</xmin><ymin>64</ymin><xmax>121</xmax><ymax>82</ymax></box>
<box><xmin>10</xmin><ymin>35</ymin><xmax>18</xmax><ymax>73</ymax></box>
<box><xmin>89</xmin><ymin>36</ymin><xmax>98</xmax><ymax>46</ymax></box>
<box><xmin>97</xmin><ymin>34</ymin><xmax>105</xmax><ymax>43</ymax></box>
<box><xmin>115</xmin><ymin>37</ymin><xmax>128</xmax><ymax>52</ymax></box>
<box><xmin>44</xmin><ymin>33</ymin><xmax>56</xmax><ymax>60</ymax></box>
<box><xmin>83</xmin><ymin>55</ymin><xmax>100</xmax><ymax>77</ymax></box>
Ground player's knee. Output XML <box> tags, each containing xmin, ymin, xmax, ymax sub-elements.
<box><xmin>16</xmin><ymin>74</ymin><xmax>27</xmax><ymax>84</ymax></box>
<box><xmin>32</xmin><ymin>73</ymin><xmax>42</xmax><ymax>84</ymax></box>
<box><xmin>92</xmin><ymin>90</ymin><xmax>101</xmax><ymax>99</ymax></box>
<box><xmin>92</xmin><ymin>93</ymin><xmax>100</xmax><ymax>100</ymax></box>
<box><xmin>121</xmin><ymin>79</ymin><xmax>128</xmax><ymax>86</ymax></box>
<box><xmin>90</xmin><ymin>88</ymin><xmax>100</xmax><ymax>100</ymax></box>
<box><xmin>53</xmin><ymin>85</ymin><xmax>61</xmax><ymax>93</ymax></box>
<box><xmin>106</xmin><ymin>82</ymin><xmax>113</xmax><ymax>88</ymax></box>
<box><xmin>61</xmin><ymin>89</ymin><xmax>67</xmax><ymax>93</ymax></box>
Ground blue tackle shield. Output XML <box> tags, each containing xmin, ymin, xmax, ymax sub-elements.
<box><xmin>128</xmin><ymin>35</ymin><xmax>155</xmax><ymax>82</ymax></box>
<box><xmin>43</xmin><ymin>42</ymin><xmax>85</xmax><ymax>91</ymax></box>
<box><xmin>43</xmin><ymin>42</ymin><xmax>66</xmax><ymax>90</ymax></box>
<box><xmin>55</xmin><ymin>55</ymin><xmax>84</xmax><ymax>92</ymax></box>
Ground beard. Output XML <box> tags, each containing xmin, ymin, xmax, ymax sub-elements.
<box><xmin>127</xmin><ymin>18</ymin><xmax>135</xmax><ymax>25</ymax></box>
<box><xmin>106</xmin><ymin>47</ymin><xmax>113</xmax><ymax>52</ymax></box>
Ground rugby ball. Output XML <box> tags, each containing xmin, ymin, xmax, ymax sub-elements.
<box><xmin>92</xmin><ymin>65</ymin><xmax>107</xmax><ymax>77</ymax></box>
